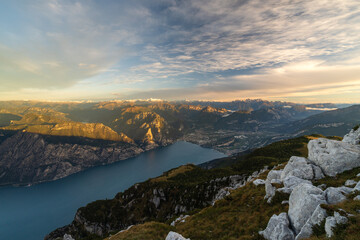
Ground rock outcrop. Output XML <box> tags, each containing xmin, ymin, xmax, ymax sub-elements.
<box><xmin>325</xmin><ymin>212</ymin><xmax>348</xmax><ymax>238</ymax></box>
<box><xmin>262</xmin><ymin>127</ymin><xmax>360</xmax><ymax>240</ymax></box>
<box><xmin>325</xmin><ymin>187</ymin><xmax>352</xmax><ymax>205</ymax></box>
<box><xmin>259</xmin><ymin>212</ymin><xmax>295</xmax><ymax>240</ymax></box>
<box><xmin>295</xmin><ymin>205</ymin><xmax>327</xmax><ymax>240</ymax></box>
<box><xmin>264</xmin><ymin>170</ymin><xmax>283</xmax><ymax>203</ymax></box>
<box><xmin>288</xmin><ymin>183</ymin><xmax>327</xmax><ymax>234</ymax></box>
<box><xmin>165</xmin><ymin>231</ymin><xmax>190</xmax><ymax>240</ymax></box>
<box><xmin>63</xmin><ymin>234</ymin><xmax>74</xmax><ymax>240</ymax></box>
<box><xmin>280</xmin><ymin>156</ymin><xmax>324</xmax><ymax>181</ymax></box>
<box><xmin>308</xmin><ymin>138</ymin><xmax>360</xmax><ymax>176</ymax></box>
<box><xmin>342</xmin><ymin>127</ymin><xmax>360</xmax><ymax>145</ymax></box>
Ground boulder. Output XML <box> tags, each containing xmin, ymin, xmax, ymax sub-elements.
<box><xmin>171</xmin><ymin>215</ymin><xmax>189</xmax><ymax>226</ymax></box>
<box><xmin>325</xmin><ymin>187</ymin><xmax>352</xmax><ymax>204</ymax></box>
<box><xmin>253</xmin><ymin>179</ymin><xmax>266</xmax><ymax>186</ymax></box>
<box><xmin>277</xmin><ymin>187</ymin><xmax>293</xmax><ymax>194</ymax></box>
<box><xmin>63</xmin><ymin>234</ymin><xmax>75</xmax><ymax>240</ymax></box>
<box><xmin>288</xmin><ymin>183</ymin><xmax>327</xmax><ymax>234</ymax></box>
<box><xmin>308</xmin><ymin>138</ymin><xmax>360</xmax><ymax>176</ymax></box>
<box><xmin>281</xmin><ymin>156</ymin><xmax>324</xmax><ymax>181</ymax></box>
<box><xmin>295</xmin><ymin>205</ymin><xmax>327</xmax><ymax>240</ymax></box>
<box><xmin>259</xmin><ymin>212</ymin><xmax>295</xmax><ymax>240</ymax></box>
<box><xmin>265</xmin><ymin>170</ymin><xmax>283</xmax><ymax>203</ymax></box>
<box><xmin>357</xmin><ymin>173</ymin><xmax>360</xmax><ymax>177</ymax></box>
<box><xmin>165</xmin><ymin>231</ymin><xmax>190</xmax><ymax>240</ymax></box>
<box><xmin>342</xmin><ymin>128</ymin><xmax>360</xmax><ymax>145</ymax></box>
<box><xmin>325</xmin><ymin>212</ymin><xmax>348</xmax><ymax>238</ymax></box>
<box><xmin>283</xmin><ymin>176</ymin><xmax>312</xmax><ymax>191</ymax></box>
<box><xmin>353</xmin><ymin>181</ymin><xmax>360</xmax><ymax>192</ymax></box>
<box><xmin>345</xmin><ymin>179</ymin><xmax>357</xmax><ymax>187</ymax></box>
<box><xmin>354</xmin><ymin>195</ymin><xmax>360</xmax><ymax>201</ymax></box>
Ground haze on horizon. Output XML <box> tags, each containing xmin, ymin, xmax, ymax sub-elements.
<box><xmin>0</xmin><ymin>0</ymin><xmax>360</xmax><ymax>103</ymax></box>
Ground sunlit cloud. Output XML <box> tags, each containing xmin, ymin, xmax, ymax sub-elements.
<box><xmin>0</xmin><ymin>0</ymin><xmax>359</xmax><ymax>103</ymax></box>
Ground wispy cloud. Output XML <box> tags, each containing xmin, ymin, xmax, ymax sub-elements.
<box><xmin>0</xmin><ymin>0</ymin><xmax>359</xmax><ymax>103</ymax></box>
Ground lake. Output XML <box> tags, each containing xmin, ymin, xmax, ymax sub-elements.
<box><xmin>0</xmin><ymin>141</ymin><xmax>226</xmax><ymax>240</ymax></box>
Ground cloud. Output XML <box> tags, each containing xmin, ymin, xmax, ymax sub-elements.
<box><xmin>1</xmin><ymin>0</ymin><xmax>360</xmax><ymax>103</ymax></box>
<box><xmin>0</xmin><ymin>0</ymin><xmax>128</xmax><ymax>91</ymax></box>
<box><xmin>131</xmin><ymin>0</ymin><xmax>360</xmax><ymax>78</ymax></box>
<box><xmin>122</xmin><ymin>60</ymin><xmax>360</xmax><ymax>103</ymax></box>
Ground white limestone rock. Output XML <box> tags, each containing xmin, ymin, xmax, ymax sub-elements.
<box><xmin>165</xmin><ymin>231</ymin><xmax>190</xmax><ymax>240</ymax></box>
<box><xmin>171</xmin><ymin>215</ymin><xmax>189</xmax><ymax>226</ymax></box>
<box><xmin>281</xmin><ymin>156</ymin><xmax>324</xmax><ymax>181</ymax></box>
<box><xmin>277</xmin><ymin>187</ymin><xmax>293</xmax><ymax>194</ymax></box>
<box><xmin>325</xmin><ymin>187</ymin><xmax>352</xmax><ymax>204</ymax></box>
<box><xmin>63</xmin><ymin>234</ymin><xmax>75</xmax><ymax>240</ymax></box>
<box><xmin>253</xmin><ymin>179</ymin><xmax>266</xmax><ymax>186</ymax></box>
<box><xmin>357</xmin><ymin>173</ymin><xmax>360</xmax><ymax>177</ymax></box>
<box><xmin>325</xmin><ymin>212</ymin><xmax>348</xmax><ymax>238</ymax></box>
<box><xmin>353</xmin><ymin>195</ymin><xmax>360</xmax><ymax>200</ymax></box>
<box><xmin>264</xmin><ymin>170</ymin><xmax>283</xmax><ymax>203</ymax></box>
<box><xmin>295</xmin><ymin>205</ymin><xmax>327</xmax><ymax>240</ymax></box>
<box><xmin>353</xmin><ymin>181</ymin><xmax>360</xmax><ymax>192</ymax></box>
<box><xmin>345</xmin><ymin>179</ymin><xmax>357</xmax><ymax>187</ymax></box>
<box><xmin>288</xmin><ymin>183</ymin><xmax>327</xmax><ymax>234</ymax></box>
<box><xmin>308</xmin><ymin>138</ymin><xmax>360</xmax><ymax>176</ymax></box>
<box><xmin>259</xmin><ymin>212</ymin><xmax>295</xmax><ymax>240</ymax></box>
<box><xmin>342</xmin><ymin>128</ymin><xmax>360</xmax><ymax>145</ymax></box>
<box><xmin>283</xmin><ymin>176</ymin><xmax>312</xmax><ymax>191</ymax></box>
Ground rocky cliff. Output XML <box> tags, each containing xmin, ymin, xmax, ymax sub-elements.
<box><xmin>0</xmin><ymin>131</ymin><xmax>143</xmax><ymax>186</ymax></box>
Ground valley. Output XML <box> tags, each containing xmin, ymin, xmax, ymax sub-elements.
<box><xmin>0</xmin><ymin>99</ymin><xmax>359</xmax><ymax>186</ymax></box>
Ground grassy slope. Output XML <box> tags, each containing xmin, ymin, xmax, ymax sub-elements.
<box><xmin>307</xmin><ymin>168</ymin><xmax>360</xmax><ymax>240</ymax></box>
<box><xmin>102</xmin><ymin>135</ymin><xmax>318</xmax><ymax>240</ymax></box>
<box><xmin>104</xmin><ymin>134</ymin><xmax>360</xmax><ymax>240</ymax></box>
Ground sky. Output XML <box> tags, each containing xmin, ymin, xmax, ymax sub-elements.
<box><xmin>0</xmin><ymin>0</ymin><xmax>360</xmax><ymax>103</ymax></box>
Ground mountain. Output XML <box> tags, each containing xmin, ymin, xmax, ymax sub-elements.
<box><xmin>0</xmin><ymin>100</ymin><xmax>356</xmax><ymax>186</ymax></box>
<box><xmin>0</xmin><ymin>131</ymin><xmax>143</xmax><ymax>186</ymax></box>
<box><xmin>1</xmin><ymin>113</ymin><xmax>133</xmax><ymax>143</ymax></box>
<box><xmin>46</xmin><ymin>128</ymin><xmax>360</xmax><ymax>240</ymax></box>
<box><xmin>287</xmin><ymin>105</ymin><xmax>360</xmax><ymax>137</ymax></box>
<box><xmin>181</xmin><ymin>99</ymin><xmax>339</xmax><ymax>113</ymax></box>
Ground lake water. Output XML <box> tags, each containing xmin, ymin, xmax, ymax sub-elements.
<box><xmin>0</xmin><ymin>141</ymin><xmax>225</xmax><ymax>240</ymax></box>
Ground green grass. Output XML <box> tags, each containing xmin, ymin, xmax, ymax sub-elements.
<box><xmin>313</xmin><ymin>167</ymin><xmax>360</xmax><ymax>188</ymax></box>
<box><xmin>104</xmin><ymin>222</ymin><xmax>173</xmax><ymax>240</ymax></box>
<box><xmin>102</xmin><ymin>134</ymin><xmax>360</xmax><ymax>240</ymax></box>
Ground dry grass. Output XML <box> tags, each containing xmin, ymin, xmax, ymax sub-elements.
<box><xmin>173</xmin><ymin>182</ymin><xmax>289</xmax><ymax>240</ymax></box>
<box><xmin>104</xmin><ymin>222</ymin><xmax>173</xmax><ymax>240</ymax></box>
<box><xmin>151</xmin><ymin>165</ymin><xmax>196</xmax><ymax>183</ymax></box>
<box><xmin>107</xmin><ymin>180</ymin><xmax>290</xmax><ymax>240</ymax></box>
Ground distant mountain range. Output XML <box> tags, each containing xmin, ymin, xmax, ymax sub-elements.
<box><xmin>0</xmin><ymin>99</ymin><xmax>359</xmax><ymax>186</ymax></box>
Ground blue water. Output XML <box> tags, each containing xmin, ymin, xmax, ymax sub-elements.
<box><xmin>0</xmin><ymin>141</ymin><xmax>225</xmax><ymax>240</ymax></box>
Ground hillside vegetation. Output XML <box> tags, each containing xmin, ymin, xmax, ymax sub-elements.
<box><xmin>46</xmin><ymin>135</ymin><xmax>317</xmax><ymax>240</ymax></box>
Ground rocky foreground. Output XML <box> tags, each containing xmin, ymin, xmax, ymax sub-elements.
<box><xmin>259</xmin><ymin>127</ymin><xmax>360</xmax><ymax>239</ymax></box>
<box><xmin>160</xmin><ymin>127</ymin><xmax>360</xmax><ymax>240</ymax></box>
